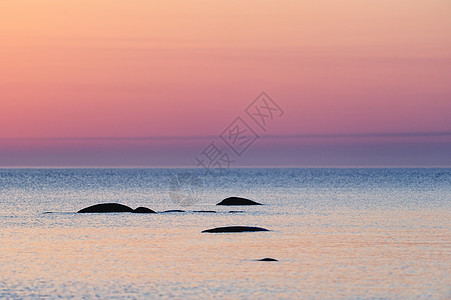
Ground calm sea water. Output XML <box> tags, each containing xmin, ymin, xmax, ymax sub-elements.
<box><xmin>0</xmin><ymin>168</ymin><xmax>449</xmax><ymax>299</ymax></box>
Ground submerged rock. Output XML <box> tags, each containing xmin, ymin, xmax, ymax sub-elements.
<box><xmin>257</xmin><ymin>258</ymin><xmax>278</xmax><ymax>261</ymax></box>
<box><xmin>193</xmin><ymin>210</ymin><xmax>216</xmax><ymax>213</ymax></box>
<box><xmin>216</xmin><ymin>197</ymin><xmax>262</xmax><ymax>206</ymax></box>
<box><xmin>228</xmin><ymin>211</ymin><xmax>244</xmax><ymax>213</ymax></box>
<box><xmin>163</xmin><ymin>210</ymin><xmax>186</xmax><ymax>213</ymax></box>
<box><xmin>133</xmin><ymin>207</ymin><xmax>156</xmax><ymax>214</ymax></box>
<box><xmin>202</xmin><ymin>226</ymin><xmax>269</xmax><ymax>233</ymax></box>
<box><xmin>77</xmin><ymin>203</ymin><xmax>134</xmax><ymax>213</ymax></box>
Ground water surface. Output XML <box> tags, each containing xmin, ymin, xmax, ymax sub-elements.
<box><xmin>0</xmin><ymin>168</ymin><xmax>449</xmax><ymax>298</ymax></box>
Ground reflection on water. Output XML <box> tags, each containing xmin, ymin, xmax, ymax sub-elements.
<box><xmin>0</xmin><ymin>168</ymin><xmax>450</xmax><ymax>298</ymax></box>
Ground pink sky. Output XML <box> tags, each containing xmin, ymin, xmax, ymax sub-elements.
<box><xmin>0</xmin><ymin>1</ymin><xmax>450</xmax><ymax>166</ymax></box>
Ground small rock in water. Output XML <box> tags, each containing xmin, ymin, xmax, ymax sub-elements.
<box><xmin>258</xmin><ymin>258</ymin><xmax>278</xmax><ymax>261</ymax></box>
<box><xmin>216</xmin><ymin>197</ymin><xmax>262</xmax><ymax>206</ymax></box>
<box><xmin>163</xmin><ymin>210</ymin><xmax>185</xmax><ymax>213</ymax></box>
<box><xmin>228</xmin><ymin>211</ymin><xmax>244</xmax><ymax>213</ymax></box>
<box><xmin>202</xmin><ymin>226</ymin><xmax>269</xmax><ymax>233</ymax></box>
<box><xmin>193</xmin><ymin>210</ymin><xmax>216</xmax><ymax>213</ymax></box>
<box><xmin>133</xmin><ymin>207</ymin><xmax>156</xmax><ymax>214</ymax></box>
<box><xmin>77</xmin><ymin>203</ymin><xmax>134</xmax><ymax>213</ymax></box>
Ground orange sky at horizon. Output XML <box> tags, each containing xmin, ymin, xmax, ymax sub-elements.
<box><xmin>0</xmin><ymin>0</ymin><xmax>450</xmax><ymax>166</ymax></box>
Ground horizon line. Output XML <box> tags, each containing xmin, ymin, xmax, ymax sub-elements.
<box><xmin>1</xmin><ymin>165</ymin><xmax>450</xmax><ymax>169</ymax></box>
<box><xmin>1</xmin><ymin>131</ymin><xmax>450</xmax><ymax>141</ymax></box>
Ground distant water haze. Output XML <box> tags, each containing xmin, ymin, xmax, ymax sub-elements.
<box><xmin>0</xmin><ymin>132</ymin><xmax>450</xmax><ymax>167</ymax></box>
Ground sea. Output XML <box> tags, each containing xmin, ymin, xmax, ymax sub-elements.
<box><xmin>0</xmin><ymin>168</ymin><xmax>449</xmax><ymax>299</ymax></box>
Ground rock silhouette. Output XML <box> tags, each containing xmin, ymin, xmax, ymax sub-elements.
<box><xmin>78</xmin><ymin>203</ymin><xmax>134</xmax><ymax>213</ymax></box>
<box><xmin>194</xmin><ymin>210</ymin><xmax>216</xmax><ymax>213</ymax></box>
<box><xmin>202</xmin><ymin>226</ymin><xmax>269</xmax><ymax>233</ymax></box>
<box><xmin>258</xmin><ymin>258</ymin><xmax>278</xmax><ymax>261</ymax></box>
<box><xmin>133</xmin><ymin>207</ymin><xmax>156</xmax><ymax>214</ymax></box>
<box><xmin>216</xmin><ymin>197</ymin><xmax>262</xmax><ymax>206</ymax></box>
<box><xmin>163</xmin><ymin>210</ymin><xmax>185</xmax><ymax>213</ymax></box>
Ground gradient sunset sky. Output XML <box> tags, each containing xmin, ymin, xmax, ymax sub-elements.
<box><xmin>1</xmin><ymin>0</ymin><xmax>450</xmax><ymax>167</ymax></box>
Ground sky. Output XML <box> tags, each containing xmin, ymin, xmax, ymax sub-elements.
<box><xmin>0</xmin><ymin>0</ymin><xmax>450</xmax><ymax>167</ymax></box>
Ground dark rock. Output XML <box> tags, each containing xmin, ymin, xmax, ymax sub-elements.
<box><xmin>258</xmin><ymin>258</ymin><xmax>278</xmax><ymax>261</ymax></box>
<box><xmin>228</xmin><ymin>211</ymin><xmax>244</xmax><ymax>213</ymax></box>
<box><xmin>163</xmin><ymin>210</ymin><xmax>185</xmax><ymax>213</ymax></box>
<box><xmin>216</xmin><ymin>197</ymin><xmax>262</xmax><ymax>206</ymax></box>
<box><xmin>194</xmin><ymin>210</ymin><xmax>216</xmax><ymax>213</ymax></box>
<box><xmin>77</xmin><ymin>203</ymin><xmax>134</xmax><ymax>213</ymax></box>
<box><xmin>133</xmin><ymin>207</ymin><xmax>156</xmax><ymax>214</ymax></box>
<box><xmin>202</xmin><ymin>226</ymin><xmax>269</xmax><ymax>233</ymax></box>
